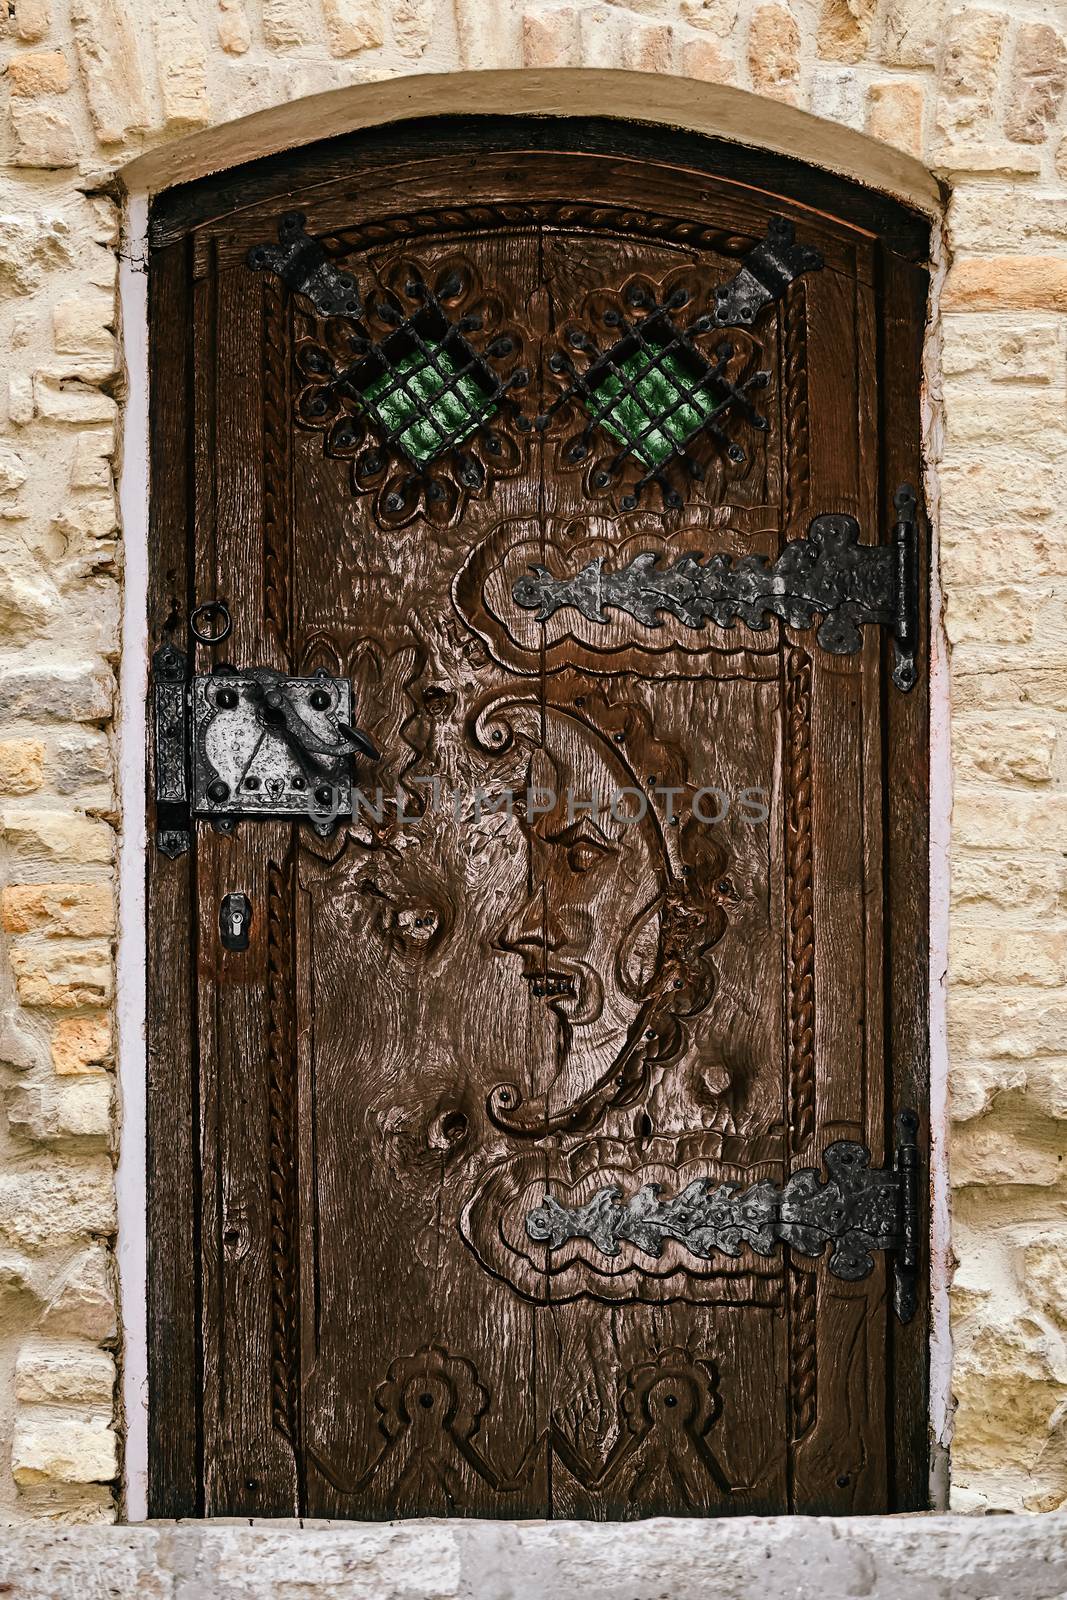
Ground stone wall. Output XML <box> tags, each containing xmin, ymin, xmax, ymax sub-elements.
<box><xmin>0</xmin><ymin>0</ymin><xmax>1064</xmax><ymax>1528</ymax></box>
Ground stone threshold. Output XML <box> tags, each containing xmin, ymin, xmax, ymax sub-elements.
<box><xmin>2</xmin><ymin>1514</ymin><xmax>1066</xmax><ymax>1598</ymax></box>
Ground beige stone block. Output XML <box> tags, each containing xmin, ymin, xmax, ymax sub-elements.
<box><xmin>1004</xmin><ymin>22</ymin><xmax>1067</xmax><ymax>144</ymax></box>
<box><xmin>394</xmin><ymin>0</ymin><xmax>432</xmax><ymax>57</ymax></box>
<box><xmin>8</xmin><ymin>51</ymin><xmax>72</xmax><ymax>96</ymax></box>
<box><xmin>944</xmin><ymin>257</ymin><xmax>1067</xmax><ymax>313</ymax></box>
<box><xmin>52</xmin><ymin>297</ymin><xmax>115</xmax><ymax>361</ymax></box>
<box><xmin>1025</xmin><ymin>1062</ymin><xmax>1067</xmax><ymax>1121</ymax></box>
<box><xmin>40</xmin><ymin>1246</ymin><xmax>115</xmax><ymax>1341</ymax></box>
<box><xmin>949</xmin><ymin>992</ymin><xmax>1067</xmax><ymax>1059</ymax></box>
<box><xmin>952</xmin><ymin>852</ymin><xmax>1067</xmax><ymax>913</ymax></box>
<box><xmin>579</xmin><ymin>6</ymin><xmax>623</xmax><ymax>68</ymax></box>
<box><xmin>952</xmin><ymin>1324</ymin><xmax>1067</xmax><ymax>1480</ymax></box>
<box><xmin>951</xmin><ymin>664</ymin><xmax>1067</xmax><ymax>712</ymax></box>
<box><xmin>1</xmin><ymin>811</ymin><xmax>115</xmax><ymax>867</ymax></box>
<box><xmin>939</xmin><ymin>458</ymin><xmax>1062</xmax><ymax>525</ymax></box>
<box><xmin>263</xmin><ymin>0</ymin><xmax>317</xmax><ymax>47</ymax></box>
<box><xmin>0</xmin><ymin>663</ymin><xmax>113</xmax><ymax>724</ymax></box>
<box><xmin>52</xmin><ymin>1014</ymin><xmax>112</xmax><ymax>1076</ymax></box>
<box><xmin>1</xmin><ymin>884</ymin><xmax>115</xmax><ymax>939</ymax></box>
<box><xmin>523</xmin><ymin>6</ymin><xmax>581</xmax><ymax>66</ymax></box>
<box><xmin>12</xmin><ymin>1409</ymin><xmax>116</xmax><ymax>1485</ymax></box>
<box><xmin>1023</xmin><ymin>1235</ymin><xmax>1067</xmax><ymax>1329</ymax></box>
<box><xmin>874</xmin><ymin>0</ymin><xmax>941</xmax><ymax>65</ymax></box>
<box><xmin>10</xmin><ymin>104</ymin><xmax>79</xmax><ymax>169</ymax></box>
<box><xmin>48</xmin><ymin>730</ymin><xmax>113</xmax><ymax>796</ymax></box>
<box><xmin>809</xmin><ymin>67</ymin><xmax>862</xmax><ymax>127</ymax></box>
<box><xmin>748</xmin><ymin>4</ymin><xmax>800</xmax><ymax>102</ymax></box>
<box><xmin>8</xmin><ymin>375</ymin><xmax>36</xmax><ymax>427</ymax></box>
<box><xmin>153</xmin><ymin>5</ymin><xmax>211</xmax><ymax>126</ymax></box>
<box><xmin>0</xmin><ymin>1156</ymin><xmax>115</xmax><ymax>1250</ymax></box>
<box><xmin>817</xmin><ymin>0</ymin><xmax>874</xmax><ymax>65</ymax></box>
<box><xmin>951</xmin><ymin>191</ymin><xmax>1067</xmax><ymax>253</ymax></box>
<box><xmin>952</xmin><ymin>717</ymin><xmax>1058</xmax><ymax>785</ymax></box>
<box><xmin>69</xmin><ymin>429</ymin><xmax>115</xmax><ymax>492</ymax></box>
<box><xmin>681</xmin><ymin>36</ymin><xmax>734</xmax><ymax>82</ymax></box>
<box><xmin>455</xmin><ymin>0</ymin><xmax>516</xmax><ymax>67</ymax></box>
<box><xmin>13</xmin><ymin>0</ymin><xmax>51</xmax><ymax>41</ymax></box>
<box><xmin>866</xmin><ymin>80</ymin><xmax>925</xmax><ymax>157</ymax></box>
<box><xmin>0</xmin><ymin>740</ymin><xmax>45</xmax><ymax>796</ymax></box>
<box><xmin>15</xmin><ymin>1342</ymin><xmax>114</xmax><ymax>1407</ymax></box>
<box><xmin>321</xmin><ymin>0</ymin><xmax>383</xmax><ymax>54</ymax></box>
<box><xmin>933</xmin><ymin>142</ymin><xmax>1044</xmax><ymax>175</ymax></box>
<box><xmin>33</xmin><ymin>377</ymin><xmax>116</xmax><ymax>426</ymax></box>
<box><xmin>954</xmin><ymin>792</ymin><xmax>1067</xmax><ymax>851</ymax></box>
<box><xmin>949</xmin><ymin>1056</ymin><xmax>1026</xmax><ymax>1121</ymax></box>
<box><xmin>623</xmin><ymin>19</ymin><xmax>674</xmax><ymax>70</ymax></box>
<box><xmin>9</xmin><ymin>944</ymin><xmax>113</xmax><ymax>1010</ymax></box>
<box><xmin>0</xmin><ymin>442</ymin><xmax>28</xmax><ymax>495</ymax></box>
<box><xmin>680</xmin><ymin>0</ymin><xmax>739</xmax><ymax>37</ymax></box>
<box><xmin>952</xmin><ymin>1119</ymin><xmax>1064</xmax><ymax>1187</ymax></box>
<box><xmin>217</xmin><ymin>0</ymin><xmax>251</xmax><ymax>53</ymax></box>
<box><xmin>70</xmin><ymin>0</ymin><xmax>149</xmax><ymax>143</ymax></box>
<box><xmin>941</xmin><ymin>314</ymin><xmax>1066</xmax><ymax>385</ymax></box>
<box><xmin>0</xmin><ymin>1251</ymin><xmax>46</xmax><ymax>1306</ymax></box>
<box><xmin>8</xmin><ymin>1077</ymin><xmax>112</xmax><ymax>1143</ymax></box>
<box><xmin>936</xmin><ymin>8</ymin><xmax>1006</xmax><ymax>140</ymax></box>
<box><xmin>951</xmin><ymin>927</ymin><xmax>1067</xmax><ymax>987</ymax></box>
<box><xmin>944</xmin><ymin>390</ymin><xmax>1067</xmax><ymax>458</ymax></box>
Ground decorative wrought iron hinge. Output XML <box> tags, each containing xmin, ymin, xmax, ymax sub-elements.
<box><xmin>525</xmin><ymin>1109</ymin><xmax>921</xmax><ymax>1323</ymax></box>
<box><xmin>150</xmin><ymin>652</ymin><xmax>378</xmax><ymax>857</ymax></box>
<box><xmin>513</xmin><ymin>484</ymin><xmax>921</xmax><ymax>691</ymax></box>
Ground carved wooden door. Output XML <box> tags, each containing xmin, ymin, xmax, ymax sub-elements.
<box><xmin>147</xmin><ymin>120</ymin><xmax>930</xmax><ymax>1519</ymax></box>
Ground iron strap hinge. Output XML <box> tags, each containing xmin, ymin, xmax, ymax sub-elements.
<box><xmin>525</xmin><ymin>1109</ymin><xmax>921</xmax><ymax>1323</ymax></box>
<box><xmin>150</xmin><ymin>649</ymin><xmax>378</xmax><ymax>858</ymax></box>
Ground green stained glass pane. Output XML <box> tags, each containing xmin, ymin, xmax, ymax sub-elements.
<box><xmin>359</xmin><ymin>343</ymin><xmax>497</xmax><ymax>466</ymax></box>
<box><xmin>590</xmin><ymin>347</ymin><xmax>724</xmax><ymax>468</ymax></box>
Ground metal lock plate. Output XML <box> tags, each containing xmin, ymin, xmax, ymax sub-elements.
<box><xmin>192</xmin><ymin>669</ymin><xmax>355</xmax><ymax>830</ymax></box>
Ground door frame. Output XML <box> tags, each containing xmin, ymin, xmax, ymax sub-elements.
<box><xmin>123</xmin><ymin>113</ymin><xmax>945</xmax><ymax>1520</ymax></box>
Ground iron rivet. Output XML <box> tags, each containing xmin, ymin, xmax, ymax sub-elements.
<box><xmin>216</xmin><ymin>687</ymin><xmax>238</xmax><ymax>709</ymax></box>
<box><xmin>309</xmin><ymin>689</ymin><xmax>331</xmax><ymax>710</ymax></box>
<box><xmin>207</xmin><ymin>780</ymin><xmax>229</xmax><ymax>803</ymax></box>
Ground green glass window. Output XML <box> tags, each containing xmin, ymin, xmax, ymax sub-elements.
<box><xmin>588</xmin><ymin>345</ymin><xmax>726</xmax><ymax>469</ymax></box>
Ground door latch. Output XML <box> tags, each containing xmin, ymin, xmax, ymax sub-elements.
<box><xmin>151</xmin><ymin>651</ymin><xmax>378</xmax><ymax>857</ymax></box>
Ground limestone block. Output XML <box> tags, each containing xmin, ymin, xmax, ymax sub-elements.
<box><xmin>7</xmin><ymin>1077</ymin><xmax>112</xmax><ymax>1143</ymax></box>
<box><xmin>623</xmin><ymin>19</ymin><xmax>674</xmax><ymax>71</ymax></box>
<box><xmin>933</xmin><ymin>142</ymin><xmax>1043</xmax><ymax>175</ymax></box>
<box><xmin>1023</xmin><ymin>1236</ymin><xmax>1067</xmax><ymax>1328</ymax></box>
<box><xmin>455</xmin><ymin>0</ymin><xmax>517</xmax><ymax>67</ymax></box>
<box><xmin>681</xmin><ymin>0</ymin><xmax>739</xmax><ymax>35</ymax></box>
<box><xmin>952</xmin><ymin>664</ymin><xmax>1067</xmax><ymax>712</ymax></box>
<box><xmin>153</xmin><ymin>4</ymin><xmax>211</xmax><ymax>126</ymax></box>
<box><xmin>1004</xmin><ymin>23</ymin><xmax>1067</xmax><ymax>144</ymax></box>
<box><xmin>939</xmin><ymin>459</ymin><xmax>1062</xmax><ymax>529</ymax></box>
<box><xmin>950</xmin><ymin>993</ymin><xmax>1067</xmax><ymax>1060</ymax></box>
<box><xmin>10</xmin><ymin>104</ymin><xmax>79</xmax><ymax>169</ymax></box>
<box><xmin>11</xmin><ymin>1408</ymin><xmax>116</xmax><ymax>1485</ymax></box>
<box><xmin>1</xmin><ymin>811</ymin><xmax>115</xmax><ymax>868</ymax></box>
<box><xmin>33</xmin><ymin>376</ymin><xmax>116</xmax><ymax>426</ymax></box>
<box><xmin>952</xmin><ymin>717</ymin><xmax>1058</xmax><ymax>784</ymax></box>
<box><xmin>951</xmin><ymin>191</ymin><xmax>1067</xmax><ymax>253</ymax></box>
<box><xmin>51</xmin><ymin>1014</ymin><xmax>112</xmax><ymax>1076</ymax></box>
<box><xmin>579</xmin><ymin>7</ymin><xmax>624</xmax><ymax>69</ymax></box>
<box><xmin>1</xmin><ymin>884</ymin><xmax>115</xmax><ymax>939</ymax></box>
<box><xmin>394</xmin><ymin>0</ymin><xmax>432</xmax><ymax>57</ymax></box>
<box><xmin>0</xmin><ymin>663</ymin><xmax>113</xmax><ymax>723</ymax></box>
<box><xmin>952</xmin><ymin>1322</ymin><xmax>1067</xmax><ymax>1502</ymax></box>
<box><xmin>952</xmin><ymin>853</ymin><xmax>1067</xmax><ymax>914</ymax></box>
<box><xmin>681</xmin><ymin>36</ymin><xmax>734</xmax><ymax>82</ymax></box>
<box><xmin>263</xmin><ymin>0</ymin><xmax>318</xmax><ymax>48</ymax></box>
<box><xmin>69</xmin><ymin>0</ymin><xmax>149</xmax><ymax>143</ymax></box>
<box><xmin>954</xmin><ymin>793</ymin><xmax>1067</xmax><ymax>852</ymax></box>
<box><xmin>69</xmin><ymin>428</ymin><xmax>115</xmax><ymax>492</ymax></box>
<box><xmin>7</xmin><ymin>52</ymin><xmax>72</xmax><ymax>96</ymax></box>
<box><xmin>949</xmin><ymin>1057</ymin><xmax>1026</xmax><ymax>1121</ymax></box>
<box><xmin>0</xmin><ymin>740</ymin><xmax>45</xmax><ymax>796</ymax></box>
<box><xmin>866</xmin><ymin>80</ymin><xmax>924</xmax><ymax>155</ymax></box>
<box><xmin>809</xmin><ymin>67</ymin><xmax>862</xmax><ymax>128</ymax></box>
<box><xmin>9</xmin><ymin>943</ymin><xmax>113</xmax><ymax>1009</ymax></box>
<box><xmin>0</xmin><ymin>1156</ymin><xmax>116</xmax><ymax>1250</ymax></box>
<box><xmin>13</xmin><ymin>0</ymin><xmax>51</xmax><ymax>41</ymax></box>
<box><xmin>321</xmin><ymin>0</ymin><xmax>383</xmax><ymax>54</ymax></box>
<box><xmin>951</xmin><ymin>1118</ymin><xmax>1064</xmax><ymax>1187</ymax></box>
<box><xmin>941</xmin><ymin>314</ymin><xmax>1066</xmax><ymax>385</ymax></box>
<box><xmin>748</xmin><ymin>4</ymin><xmax>801</xmax><ymax>101</ymax></box>
<box><xmin>1025</xmin><ymin>1063</ymin><xmax>1067</xmax><ymax>1121</ymax></box>
<box><xmin>936</xmin><ymin>8</ymin><xmax>1006</xmax><ymax>141</ymax></box>
<box><xmin>945</xmin><ymin>585</ymin><xmax>1039</xmax><ymax>647</ymax></box>
<box><xmin>40</xmin><ymin>1246</ymin><xmax>115</xmax><ymax>1341</ymax></box>
<box><xmin>0</xmin><ymin>213</ymin><xmax>73</xmax><ymax>299</ymax></box>
<box><xmin>48</xmin><ymin>730</ymin><xmax>113</xmax><ymax>796</ymax></box>
<box><xmin>8</xmin><ymin>375</ymin><xmax>35</xmax><ymax>426</ymax></box>
<box><xmin>951</xmin><ymin>927</ymin><xmax>1067</xmax><ymax>987</ymax></box>
<box><xmin>0</xmin><ymin>442</ymin><xmax>28</xmax><ymax>495</ymax></box>
<box><xmin>873</xmin><ymin>0</ymin><xmax>941</xmax><ymax>65</ymax></box>
<box><xmin>944</xmin><ymin>256</ymin><xmax>1067</xmax><ymax>312</ymax></box>
<box><xmin>52</xmin><ymin>297</ymin><xmax>115</xmax><ymax>362</ymax></box>
<box><xmin>816</xmin><ymin>0</ymin><xmax>874</xmax><ymax>65</ymax></box>
<box><xmin>15</xmin><ymin>1342</ymin><xmax>114</xmax><ymax>1407</ymax></box>
<box><xmin>523</xmin><ymin>7</ymin><xmax>581</xmax><ymax>66</ymax></box>
<box><xmin>217</xmin><ymin>0</ymin><xmax>251</xmax><ymax>53</ymax></box>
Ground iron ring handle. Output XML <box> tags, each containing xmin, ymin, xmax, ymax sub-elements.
<box><xmin>190</xmin><ymin>601</ymin><xmax>233</xmax><ymax>645</ymax></box>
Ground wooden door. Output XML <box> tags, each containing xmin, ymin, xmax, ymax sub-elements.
<box><xmin>147</xmin><ymin>119</ymin><xmax>930</xmax><ymax>1519</ymax></box>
